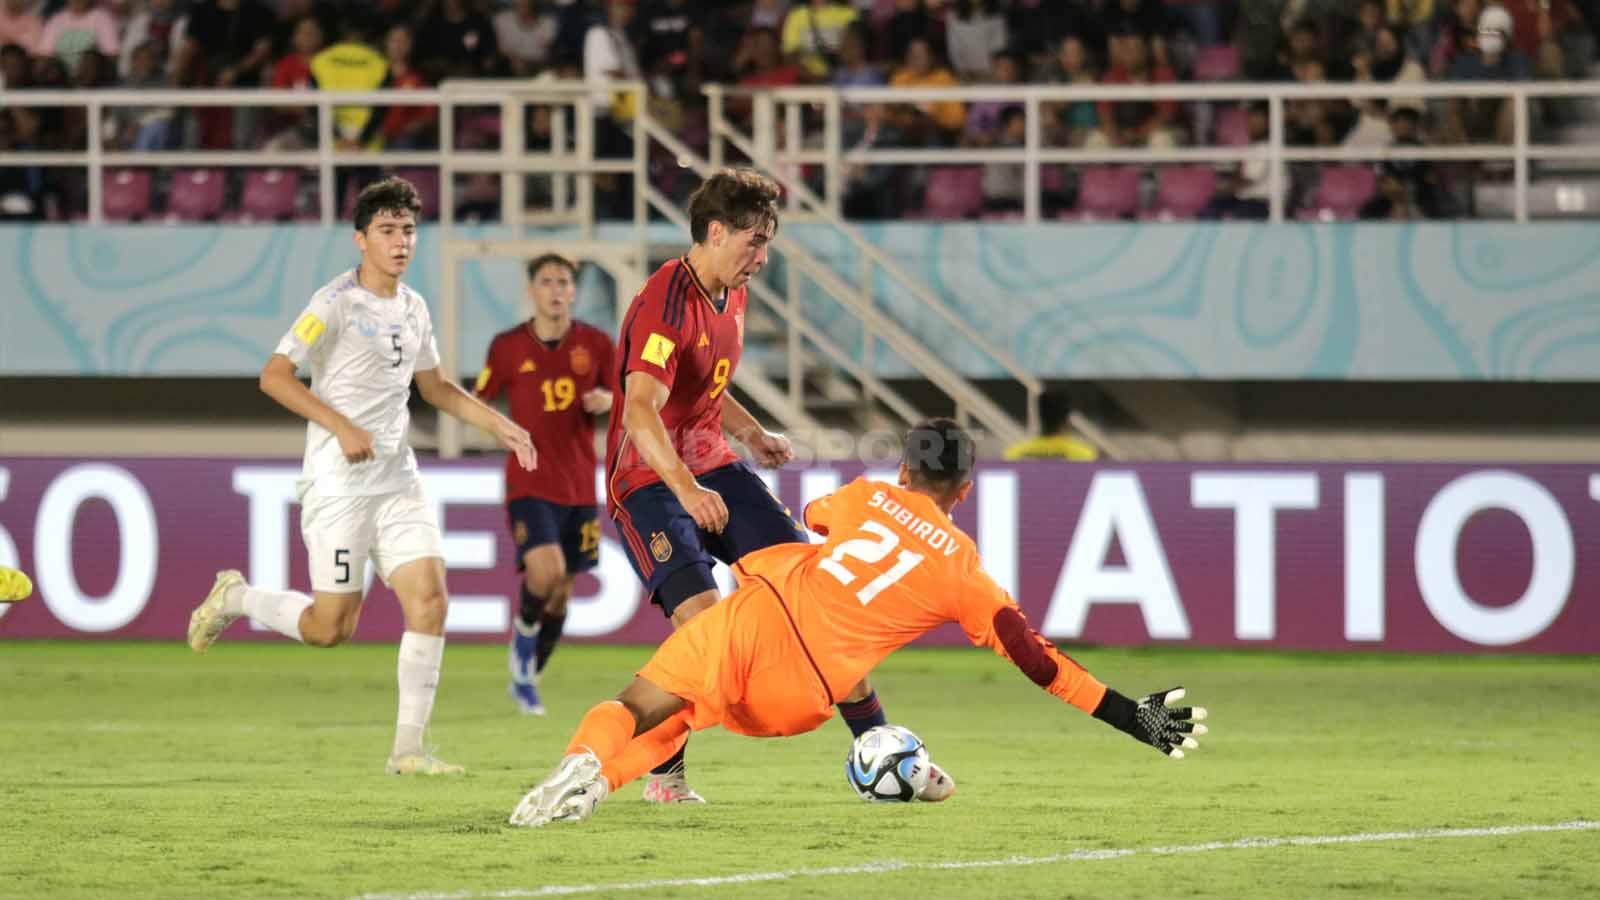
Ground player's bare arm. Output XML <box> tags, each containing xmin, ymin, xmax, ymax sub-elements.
<box><xmin>622</xmin><ymin>370</ymin><xmax>729</xmax><ymax>533</ymax></box>
<box><xmin>259</xmin><ymin>353</ymin><xmax>375</xmax><ymax>463</ymax></box>
<box><xmin>415</xmin><ymin>366</ymin><xmax>536</xmax><ymax>471</ymax></box>
<box><xmin>581</xmin><ymin>386</ymin><xmax>614</xmax><ymax>415</ymax></box>
<box><xmin>720</xmin><ymin>392</ymin><xmax>792</xmax><ymax>468</ymax></box>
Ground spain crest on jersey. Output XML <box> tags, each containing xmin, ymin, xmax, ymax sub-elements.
<box><xmin>570</xmin><ymin>345</ymin><xmax>593</xmax><ymax>376</ymax></box>
<box><xmin>649</xmin><ymin>531</ymin><xmax>673</xmax><ymax>563</ymax></box>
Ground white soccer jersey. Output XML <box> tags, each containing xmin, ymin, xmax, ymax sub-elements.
<box><xmin>275</xmin><ymin>269</ymin><xmax>441</xmax><ymax>497</ymax></box>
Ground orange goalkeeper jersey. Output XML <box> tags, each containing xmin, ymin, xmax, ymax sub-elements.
<box><xmin>730</xmin><ymin>477</ymin><xmax>1108</xmax><ymax>714</ymax></box>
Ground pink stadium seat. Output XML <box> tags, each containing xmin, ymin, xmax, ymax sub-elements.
<box><xmin>102</xmin><ymin>169</ymin><xmax>152</xmax><ymax>222</ymax></box>
<box><xmin>167</xmin><ymin>168</ymin><xmax>226</xmax><ymax>222</ymax></box>
<box><xmin>1144</xmin><ymin>166</ymin><xmax>1218</xmax><ymax>221</ymax></box>
<box><xmin>919</xmin><ymin>166</ymin><xmax>984</xmax><ymax>220</ymax></box>
<box><xmin>1214</xmin><ymin>106</ymin><xmax>1251</xmax><ymax>147</ymax></box>
<box><xmin>1071</xmin><ymin>166</ymin><xmax>1141</xmax><ymax>220</ymax></box>
<box><xmin>395</xmin><ymin>167</ymin><xmax>440</xmax><ymax>221</ymax></box>
<box><xmin>238</xmin><ymin>168</ymin><xmax>300</xmax><ymax>222</ymax></box>
<box><xmin>1192</xmin><ymin>45</ymin><xmax>1241</xmax><ymax>82</ymax></box>
<box><xmin>1301</xmin><ymin>165</ymin><xmax>1377</xmax><ymax>221</ymax></box>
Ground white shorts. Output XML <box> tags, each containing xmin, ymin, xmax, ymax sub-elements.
<box><xmin>299</xmin><ymin>481</ymin><xmax>444</xmax><ymax>594</ymax></box>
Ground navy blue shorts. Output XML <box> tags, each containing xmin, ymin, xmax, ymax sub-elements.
<box><xmin>507</xmin><ymin>497</ymin><xmax>601</xmax><ymax>575</ymax></box>
<box><xmin>612</xmin><ymin>462</ymin><xmax>806</xmax><ymax>615</ymax></box>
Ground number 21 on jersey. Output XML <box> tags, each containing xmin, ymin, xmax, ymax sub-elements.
<box><xmin>817</xmin><ymin>520</ymin><xmax>924</xmax><ymax>605</ymax></box>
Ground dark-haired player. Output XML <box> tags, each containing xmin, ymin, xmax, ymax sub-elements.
<box><xmin>476</xmin><ymin>253</ymin><xmax>615</xmax><ymax>715</ymax></box>
<box><xmin>604</xmin><ymin>167</ymin><xmax>903</xmax><ymax>803</ymax></box>
<box><xmin>187</xmin><ymin>176</ymin><xmax>535</xmax><ymax>775</ymax></box>
<box><xmin>510</xmin><ymin>419</ymin><xmax>1210</xmax><ymax>827</ymax></box>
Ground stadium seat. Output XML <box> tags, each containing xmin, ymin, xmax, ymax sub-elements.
<box><xmin>167</xmin><ymin>169</ymin><xmax>226</xmax><ymax>222</ymax></box>
<box><xmin>102</xmin><ymin>169</ymin><xmax>152</xmax><ymax>222</ymax></box>
<box><xmin>1192</xmin><ymin>45</ymin><xmax>1241</xmax><ymax>82</ymax></box>
<box><xmin>394</xmin><ymin>167</ymin><xmax>440</xmax><ymax>221</ymax></box>
<box><xmin>1070</xmin><ymin>166</ymin><xmax>1141</xmax><ymax>220</ymax></box>
<box><xmin>1299</xmin><ymin>165</ymin><xmax>1377</xmax><ymax>221</ymax></box>
<box><xmin>1214</xmin><ymin>106</ymin><xmax>1251</xmax><ymax>146</ymax></box>
<box><xmin>1144</xmin><ymin>166</ymin><xmax>1218</xmax><ymax>221</ymax></box>
<box><xmin>917</xmin><ymin>166</ymin><xmax>984</xmax><ymax>220</ymax></box>
<box><xmin>238</xmin><ymin>168</ymin><xmax>300</xmax><ymax>222</ymax></box>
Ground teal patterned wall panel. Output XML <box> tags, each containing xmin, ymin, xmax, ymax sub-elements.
<box><xmin>3</xmin><ymin>223</ymin><xmax>1597</xmax><ymax>379</ymax></box>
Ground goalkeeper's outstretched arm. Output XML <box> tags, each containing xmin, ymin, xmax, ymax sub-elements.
<box><xmin>984</xmin><ymin>605</ymin><xmax>1210</xmax><ymax>759</ymax></box>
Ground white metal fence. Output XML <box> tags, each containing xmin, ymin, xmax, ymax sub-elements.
<box><xmin>2</xmin><ymin>80</ymin><xmax>1597</xmax><ymax>223</ymax></box>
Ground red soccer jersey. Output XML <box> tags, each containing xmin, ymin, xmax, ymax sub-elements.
<box><xmin>605</xmin><ymin>258</ymin><xmax>745</xmax><ymax>514</ymax></box>
<box><xmin>476</xmin><ymin>319</ymin><xmax>615</xmax><ymax>506</ymax></box>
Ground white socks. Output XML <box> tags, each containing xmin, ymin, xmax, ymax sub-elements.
<box><xmin>234</xmin><ymin>584</ymin><xmax>312</xmax><ymax>643</ymax></box>
<box><xmin>393</xmin><ymin>631</ymin><xmax>445</xmax><ymax>759</ymax></box>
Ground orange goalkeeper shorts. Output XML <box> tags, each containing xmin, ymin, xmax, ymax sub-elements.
<box><xmin>638</xmin><ymin>578</ymin><xmax>835</xmax><ymax>738</ymax></box>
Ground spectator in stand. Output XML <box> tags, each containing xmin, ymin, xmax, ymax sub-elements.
<box><xmin>1284</xmin><ymin>59</ymin><xmax>1351</xmax><ymax>146</ymax></box>
<box><xmin>119</xmin><ymin>0</ymin><xmax>182</xmax><ymax>80</ymax></box>
<box><xmin>831</xmin><ymin>22</ymin><xmax>883</xmax><ymax>86</ymax></box>
<box><xmin>310</xmin><ymin>15</ymin><xmax>387</xmax><ymax>149</ymax></box>
<box><xmin>184</xmin><ymin>0</ymin><xmax>276</xmax><ymax>87</ymax></box>
<box><xmin>0</xmin><ymin>0</ymin><xmax>43</xmax><ymax>55</ymax></box>
<box><xmin>944</xmin><ymin>0</ymin><xmax>1005</xmax><ymax>80</ymax></box>
<box><xmin>420</xmin><ymin>0</ymin><xmax>502</xmax><ymax>79</ymax></box>
<box><xmin>1360</xmin><ymin>159</ymin><xmax>1442</xmax><ymax>219</ymax></box>
<box><xmin>979</xmin><ymin>104</ymin><xmax>1026</xmax><ymax>214</ymax></box>
<box><xmin>1042</xmin><ymin>35</ymin><xmax>1100</xmax><ymax>148</ymax></box>
<box><xmin>890</xmin><ymin>35</ymin><xmax>964</xmax><ymax>143</ymax></box>
<box><xmin>1274</xmin><ymin>18</ymin><xmax>1326</xmax><ymax>80</ymax></box>
<box><xmin>1500</xmin><ymin>0</ymin><xmax>1581</xmax><ymax>76</ymax></box>
<box><xmin>636</xmin><ymin>0</ymin><xmax>705</xmax><ymax>78</ymax></box>
<box><xmin>38</xmin><ymin>0</ymin><xmax>120</xmax><ymax>72</ymax></box>
<box><xmin>1199</xmin><ymin>102</ymin><xmax>1272</xmax><ymax>220</ymax></box>
<box><xmin>736</xmin><ymin>26</ymin><xmax>803</xmax><ymax>87</ymax></box>
<box><xmin>495</xmin><ymin>0</ymin><xmax>559</xmax><ymax>77</ymax></box>
<box><xmin>1105</xmin><ymin>0</ymin><xmax>1174</xmax><ymax>69</ymax></box>
<box><xmin>749</xmin><ymin>0</ymin><xmax>790</xmax><ymax>30</ymax></box>
<box><xmin>1167</xmin><ymin>0</ymin><xmax>1224</xmax><ymax>47</ymax></box>
<box><xmin>260</xmin><ymin>15</ymin><xmax>322</xmax><ymax>151</ymax></box>
<box><xmin>1387</xmin><ymin>0</ymin><xmax>1437</xmax><ymax>61</ymax></box>
<box><xmin>840</xmin><ymin>101</ymin><xmax>906</xmax><ymax>219</ymax></box>
<box><xmin>73</xmin><ymin>45</ymin><xmax>114</xmax><ymax>87</ymax></box>
<box><xmin>965</xmin><ymin>49</ymin><xmax>1023</xmax><ymax>144</ymax></box>
<box><xmin>1430</xmin><ymin>0</ymin><xmax>1482</xmax><ymax>75</ymax></box>
<box><xmin>1</xmin><ymin>41</ymin><xmax>30</xmax><ymax>87</ymax></box>
<box><xmin>782</xmin><ymin>0</ymin><xmax>858</xmax><ymax>81</ymax></box>
<box><xmin>881</xmin><ymin>0</ymin><xmax>943</xmax><ymax>65</ymax></box>
<box><xmin>111</xmin><ymin>38</ymin><xmax>178</xmax><ymax>150</ymax></box>
<box><xmin>361</xmin><ymin>23</ymin><xmax>437</xmax><ymax>151</ymax></box>
<box><xmin>1091</xmin><ymin>29</ymin><xmax>1181</xmax><ymax>148</ymax></box>
<box><xmin>1348</xmin><ymin>0</ymin><xmax>1389</xmax><ymax>60</ymax></box>
<box><xmin>583</xmin><ymin>0</ymin><xmax>640</xmax><ymax>215</ymax></box>
<box><xmin>1441</xmin><ymin>4</ymin><xmax>1531</xmax><ymax>145</ymax></box>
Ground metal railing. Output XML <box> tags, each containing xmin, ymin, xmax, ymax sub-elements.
<box><xmin>707</xmin><ymin>80</ymin><xmax>1600</xmax><ymax>223</ymax></box>
<box><xmin>4</xmin><ymin>80</ymin><xmax>1597</xmax><ymax>224</ymax></box>
<box><xmin>0</xmin><ymin>84</ymin><xmax>634</xmax><ymax>226</ymax></box>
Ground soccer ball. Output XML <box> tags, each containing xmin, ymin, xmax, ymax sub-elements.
<box><xmin>845</xmin><ymin>724</ymin><xmax>930</xmax><ymax>802</ymax></box>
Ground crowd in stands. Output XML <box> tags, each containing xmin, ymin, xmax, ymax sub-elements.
<box><xmin>1</xmin><ymin>0</ymin><xmax>1597</xmax><ymax>221</ymax></box>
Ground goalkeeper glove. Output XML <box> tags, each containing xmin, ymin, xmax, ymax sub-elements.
<box><xmin>1092</xmin><ymin>686</ymin><xmax>1208</xmax><ymax>758</ymax></box>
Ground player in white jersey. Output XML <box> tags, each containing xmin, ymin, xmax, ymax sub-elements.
<box><xmin>186</xmin><ymin>177</ymin><xmax>535</xmax><ymax>776</ymax></box>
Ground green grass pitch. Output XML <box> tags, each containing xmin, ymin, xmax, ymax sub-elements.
<box><xmin>2</xmin><ymin>641</ymin><xmax>1597</xmax><ymax>899</ymax></box>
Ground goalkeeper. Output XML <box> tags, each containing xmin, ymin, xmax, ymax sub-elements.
<box><xmin>511</xmin><ymin>418</ymin><xmax>1210</xmax><ymax>827</ymax></box>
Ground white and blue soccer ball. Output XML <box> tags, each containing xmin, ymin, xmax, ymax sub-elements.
<box><xmin>845</xmin><ymin>724</ymin><xmax>930</xmax><ymax>802</ymax></box>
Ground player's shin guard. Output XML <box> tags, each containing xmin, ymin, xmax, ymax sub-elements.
<box><xmin>394</xmin><ymin>631</ymin><xmax>445</xmax><ymax>759</ymax></box>
<box><xmin>566</xmin><ymin>700</ymin><xmax>638</xmax><ymax>763</ymax></box>
<box><xmin>603</xmin><ymin>711</ymin><xmax>692</xmax><ymax>793</ymax></box>
<box><xmin>837</xmin><ymin>690</ymin><xmax>887</xmax><ymax>738</ymax></box>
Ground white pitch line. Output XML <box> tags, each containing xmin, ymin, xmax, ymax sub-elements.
<box><xmin>354</xmin><ymin>820</ymin><xmax>1600</xmax><ymax>900</ymax></box>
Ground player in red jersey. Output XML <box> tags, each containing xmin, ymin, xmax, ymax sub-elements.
<box><xmin>477</xmin><ymin>254</ymin><xmax>615</xmax><ymax>715</ymax></box>
<box><xmin>604</xmin><ymin>168</ymin><xmax>915</xmax><ymax>804</ymax></box>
